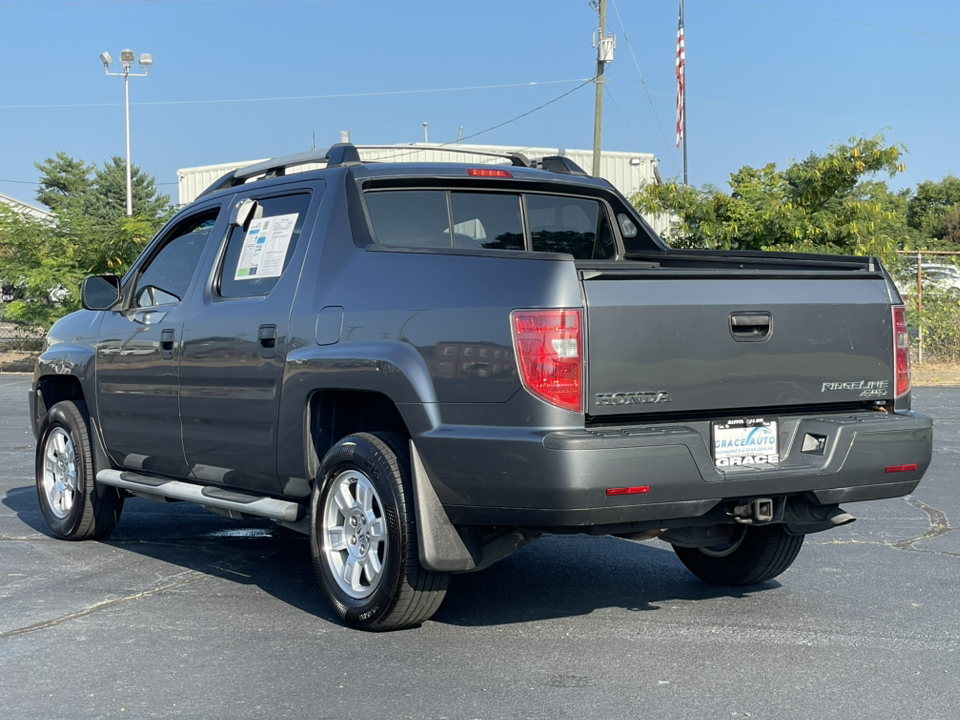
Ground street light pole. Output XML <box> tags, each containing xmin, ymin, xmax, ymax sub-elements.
<box><xmin>100</xmin><ymin>49</ymin><xmax>153</xmax><ymax>217</ymax></box>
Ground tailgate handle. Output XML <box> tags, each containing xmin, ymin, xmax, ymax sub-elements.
<box><xmin>730</xmin><ymin>312</ymin><xmax>772</xmax><ymax>342</ymax></box>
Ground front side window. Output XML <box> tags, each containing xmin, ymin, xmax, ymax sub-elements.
<box><xmin>134</xmin><ymin>211</ymin><xmax>218</xmax><ymax>308</ymax></box>
<box><xmin>217</xmin><ymin>193</ymin><xmax>311</xmax><ymax>298</ymax></box>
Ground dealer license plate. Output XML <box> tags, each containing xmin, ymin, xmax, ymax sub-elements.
<box><xmin>712</xmin><ymin>418</ymin><xmax>779</xmax><ymax>468</ymax></box>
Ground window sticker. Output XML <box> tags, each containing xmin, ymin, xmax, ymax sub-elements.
<box><xmin>234</xmin><ymin>213</ymin><xmax>298</xmax><ymax>280</ymax></box>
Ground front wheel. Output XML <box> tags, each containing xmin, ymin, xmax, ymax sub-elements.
<box><xmin>35</xmin><ymin>400</ymin><xmax>124</xmax><ymax>540</ymax></box>
<box><xmin>672</xmin><ymin>524</ymin><xmax>804</xmax><ymax>586</ymax></box>
<box><xmin>310</xmin><ymin>433</ymin><xmax>449</xmax><ymax>631</ymax></box>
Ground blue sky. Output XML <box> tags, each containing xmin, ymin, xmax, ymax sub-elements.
<box><xmin>1</xmin><ymin>0</ymin><xmax>957</xmax><ymax>207</ymax></box>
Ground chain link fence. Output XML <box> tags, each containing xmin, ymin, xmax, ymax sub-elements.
<box><xmin>0</xmin><ymin>308</ymin><xmax>44</xmax><ymax>352</ymax></box>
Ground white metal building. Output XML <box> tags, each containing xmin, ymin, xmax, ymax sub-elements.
<box><xmin>177</xmin><ymin>143</ymin><xmax>670</xmax><ymax>235</ymax></box>
<box><xmin>0</xmin><ymin>191</ymin><xmax>54</xmax><ymax>223</ymax></box>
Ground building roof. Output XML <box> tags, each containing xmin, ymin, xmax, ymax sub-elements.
<box><xmin>0</xmin><ymin>191</ymin><xmax>53</xmax><ymax>222</ymax></box>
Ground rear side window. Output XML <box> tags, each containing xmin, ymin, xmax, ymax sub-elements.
<box><xmin>527</xmin><ymin>194</ymin><xmax>614</xmax><ymax>260</ymax></box>
<box><xmin>217</xmin><ymin>193</ymin><xmax>311</xmax><ymax>298</ymax></box>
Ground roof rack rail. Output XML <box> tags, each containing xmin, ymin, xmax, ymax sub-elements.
<box><xmin>197</xmin><ymin>143</ymin><xmax>362</xmax><ymax>198</ymax></box>
<box><xmin>534</xmin><ymin>156</ymin><xmax>588</xmax><ymax>176</ymax></box>
<box><xmin>196</xmin><ymin>143</ymin><xmax>584</xmax><ymax>200</ymax></box>
<box><xmin>349</xmin><ymin>144</ymin><xmax>532</xmax><ymax>168</ymax></box>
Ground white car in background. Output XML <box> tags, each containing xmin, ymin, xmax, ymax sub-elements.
<box><xmin>897</xmin><ymin>263</ymin><xmax>960</xmax><ymax>297</ymax></box>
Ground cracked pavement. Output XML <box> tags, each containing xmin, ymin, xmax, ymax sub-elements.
<box><xmin>1</xmin><ymin>376</ymin><xmax>958</xmax><ymax>720</ymax></box>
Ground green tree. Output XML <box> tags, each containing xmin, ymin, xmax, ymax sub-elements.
<box><xmin>0</xmin><ymin>206</ymin><xmax>153</xmax><ymax>330</ymax></box>
<box><xmin>87</xmin><ymin>156</ymin><xmax>172</xmax><ymax>225</ymax></box>
<box><xmin>906</xmin><ymin>175</ymin><xmax>960</xmax><ymax>241</ymax></box>
<box><xmin>34</xmin><ymin>151</ymin><xmax>94</xmax><ymax>213</ymax></box>
<box><xmin>634</xmin><ymin>133</ymin><xmax>907</xmax><ymax>262</ymax></box>
<box><xmin>35</xmin><ymin>152</ymin><xmax>172</xmax><ymax>229</ymax></box>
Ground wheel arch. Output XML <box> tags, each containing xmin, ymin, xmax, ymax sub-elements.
<box><xmin>303</xmin><ymin>389</ymin><xmax>416</xmax><ymax>483</ymax></box>
<box><xmin>34</xmin><ymin>366</ymin><xmax>114</xmax><ymax>478</ymax></box>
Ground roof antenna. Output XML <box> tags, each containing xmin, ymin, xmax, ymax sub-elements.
<box><xmin>423</xmin><ymin>122</ymin><xmax>428</xmax><ymax>144</ymax></box>
<box><xmin>457</xmin><ymin>126</ymin><xmax>464</xmax><ymax>144</ymax></box>
<box><xmin>311</xmin><ymin>130</ymin><xmax>316</xmax><ymax>151</ymax></box>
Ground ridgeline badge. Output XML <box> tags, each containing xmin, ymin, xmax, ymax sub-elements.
<box><xmin>822</xmin><ymin>380</ymin><xmax>889</xmax><ymax>399</ymax></box>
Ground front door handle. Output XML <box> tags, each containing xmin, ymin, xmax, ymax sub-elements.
<box><xmin>160</xmin><ymin>328</ymin><xmax>175</xmax><ymax>360</ymax></box>
<box><xmin>258</xmin><ymin>324</ymin><xmax>278</xmax><ymax>359</ymax></box>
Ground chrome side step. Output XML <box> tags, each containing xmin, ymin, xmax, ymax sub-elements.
<box><xmin>96</xmin><ymin>470</ymin><xmax>303</xmax><ymax>523</ymax></box>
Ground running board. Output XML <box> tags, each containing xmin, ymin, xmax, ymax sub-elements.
<box><xmin>96</xmin><ymin>470</ymin><xmax>303</xmax><ymax>523</ymax></box>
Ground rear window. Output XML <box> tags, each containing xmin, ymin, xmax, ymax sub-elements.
<box><xmin>365</xmin><ymin>189</ymin><xmax>614</xmax><ymax>258</ymax></box>
<box><xmin>527</xmin><ymin>194</ymin><xmax>615</xmax><ymax>259</ymax></box>
<box><xmin>450</xmin><ymin>193</ymin><xmax>524</xmax><ymax>251</ymax></box>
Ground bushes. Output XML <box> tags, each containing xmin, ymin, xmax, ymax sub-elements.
<box><xmin>906</xmin><ymin>288</ymin><xmax>960</xmax><ymax>363</ymax></box>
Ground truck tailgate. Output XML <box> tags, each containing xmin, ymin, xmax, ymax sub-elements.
<box><xmin>582</xmin><ymin>268</ymin><xmax>896</xmax><ymax>418</ymax></box>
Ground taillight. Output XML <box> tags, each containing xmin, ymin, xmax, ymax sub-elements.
<box><xmin>893</xmin><ymin>305</ymin><xmax>910</xmax><ymax>398</ymax></box>
<box><xmin>511</xmin><ymin>309</ymin><xmax>583</xmax><ymax>412</ymax></box>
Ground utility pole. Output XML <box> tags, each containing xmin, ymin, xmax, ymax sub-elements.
<box><xmin>592</xmin><ymin>0</ymin><xmax>615</xmax><ymax>177</ymax></box>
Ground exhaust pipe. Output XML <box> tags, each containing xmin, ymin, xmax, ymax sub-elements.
<box><xmin>783</xmin><ymin>498</ymin><xmax>857</xmax><ymax>535</ymax></box>
<box><xmin>826</xmin><ymin>506</ymin><xmax>856</xmax><ymax>527</ymax></box>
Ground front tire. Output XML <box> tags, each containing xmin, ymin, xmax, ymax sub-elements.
<box><xmin>35</xmin><ymin>400</ymin><xmax>124</xmax><ymax>540</ymax></box>
<box><xmin>672</xmin><ymin>524</ymin><xmax>804</xmax><ymax>585</ymax></box>
<box><xmin>310</xmin><ymin>433</ymin><xmax>449</xmax><ymax>631</ymax></box>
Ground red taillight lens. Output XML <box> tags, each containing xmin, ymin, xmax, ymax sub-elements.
<box><xmin>512</xmin><ymin>309</ymin><xmax>583</xmax><ymax>412</ymax></box>
<box><xmin>467</xmin><ymin>168</ymin><xmax>513</xmax><ymax>178</ymax></box>
<box><xmin>606</xmin><ymin>486</ymin><xmax>650</xmax><ymax>496</ymax></box>
<box><xmin>893</xmin><ymin>306</ymin><xmax>910</xmax><ymax>398</ymax></box>
<box><xmin>886</xmin><ymin>464</ymin><xmax>919</xmax><ymax>473</ymax></box>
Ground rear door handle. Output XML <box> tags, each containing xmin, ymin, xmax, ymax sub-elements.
<box><xmin>160</xmin><ymin>328</ymin><xmax>176</xmax><ymax>360</ymax></box>
<box><xmin>730</xmin><ymin>312</ymin><xmax>772</xmax><ymax>342</ymax></box>
<box><xmin>258</xmin><ymin>324</ymin><xmax>278</xmax><ymax>358</ymax></box>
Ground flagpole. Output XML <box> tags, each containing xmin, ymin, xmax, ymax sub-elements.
<box><xmin>681</xmin><ymin>0</ymin><xmax>688</xmax><ymax>186</ymax></box>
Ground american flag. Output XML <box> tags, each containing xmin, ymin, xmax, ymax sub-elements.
<box><xmin>676</xmin><ymin>0</ymin><xmax>686</xmax><ymax>148</ymax></box>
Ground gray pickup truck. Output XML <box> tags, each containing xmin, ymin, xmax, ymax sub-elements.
<box><xmin>31</xmin><ymin>144</ymin><xmax>933</xmax><ymax>631</ymax></box>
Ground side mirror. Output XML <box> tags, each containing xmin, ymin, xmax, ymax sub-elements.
<box><xmin>230</xmin><ymin>198</ymin><xmax>259</xmax><ymax>229</ymax></box>
<box><xmin>81</xmin><ymin>275</ymin><xmax>121</xmax><ymax>311</ymax></box>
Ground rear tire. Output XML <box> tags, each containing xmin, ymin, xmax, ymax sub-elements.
<box><xmin>672</xmin><ymin>524</ymin><xmax>804</xmax><ymax>585</ymax></box>
<box><xmin>310</xmin><ymin>432</ymin><xmax>449</xmax><ymax>631</ymax></box>
<box><xmin>35</xmin><ymin>400</ymin><xmax>124</xmax><ymax>540</ymax></box>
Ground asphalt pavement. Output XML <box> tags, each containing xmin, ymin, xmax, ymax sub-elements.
<box><xmin>1</xmin><ymin>374</ymin><xmax>958</xmax><ymax>720</ymax></box>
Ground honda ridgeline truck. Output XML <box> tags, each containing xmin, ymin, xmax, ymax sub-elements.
<box><xmin>30</xmin><ymin>144</ymin><xmax>933</xmax><ymax>631</ymax></box>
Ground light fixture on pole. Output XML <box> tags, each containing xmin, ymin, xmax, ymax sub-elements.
<box><xmin>100</xmin><ymin>49</ymin><xmax>153</xmax><ymax>217</ymax></box>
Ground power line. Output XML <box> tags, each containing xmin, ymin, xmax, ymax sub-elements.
<box><xmin>727</xmin><ymin>0</ymin><xmax>960</xmax><ymax>41</ymax></box>
<box><xmin>610</xmin><ymin>79</ymin><xmax>877</xmax><ymax>124</ymax></box>
<box><xmin>3</xmin><ymin>81</ymin><xmax>593</xmax><ymax>187</ymax></box>
<box><xmin>692</xmin><ymin>0</ymin><xmax>960</xmax><ymax>50</ymax></box>
<box><xmin>454</xmin><ymin>78</ymin><xmax>595</xmax><ymax>145</ymax></box>
<box><xmin>0</xmin><ymin>0</ymin><xmax>328</xmax><ymax>8</ymax></box>
<box><xmin>608</xmin><ymin>0</ymin><xmax>680</xmax><ymax>175</ymax></box>
<box><xmin>602</xmin><ymin>86</ymin><xmax>649</xmax><ymax>160</ymax></box>
<box><xmin>0</xmin><ymin>78</ymin><xmax>589</xmax><ymax>110</ymax></box>
<box><xmin>373</xmin><ymin>78</ymin><xmax>596</xmax><ymax>164</ymax></box>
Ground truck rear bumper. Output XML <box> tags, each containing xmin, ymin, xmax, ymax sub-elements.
<box><xmin>416</xmin><ymin>409</ymin><xmax>933</xmax><ymax>529</ymax></box>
